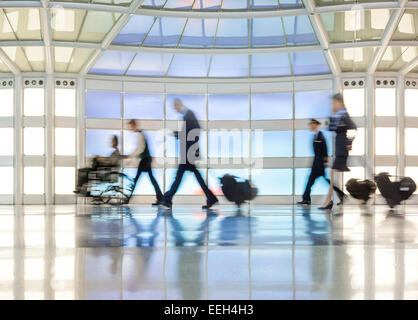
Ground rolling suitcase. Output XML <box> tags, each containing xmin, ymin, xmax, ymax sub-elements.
<box><xmin>374</xmin><ymin>172</ymin><xmax>416</xmax><ymax>208</ymax></box>
<box><xmin>219</xmin><ymin>174</ymin><xmax>258</xmax><ymax>206</ymax></box>
<box><xmin>345</xmin><ymin>178</ymin><xmax>376</xmax><ymax>202</ymax></box>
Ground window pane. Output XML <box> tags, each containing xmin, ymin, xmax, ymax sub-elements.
<box><xmin>343</xmin><ymin>88</ymin><xmax>365</xmax><ymax>117</ymax></box>
<box><xmin>123</xmin><ymin>168</ymin><xmax>163</xmax><ymax>195</ymax></box>
<box><xmin>86</xmin><ymin>129</ymin><xmax>120</xmax><ymax>157</ymax></box>
<box><xmin>86</xmin><ymin>91</ymin><xmax>121</xmax><ymax>118</ymax></box>
<box><xmin>126</xmin><ymin>52</ymin><xmax>172</xmax><ymax>77</ymax></box>
<box><xmin>112</xmin><ymin>15</ymin><xmax>155</xmax><ymax>45</ymax></box>
<box><xmin>252</xmin><ymin>18</ymin><xmax>285</xmax><ymax>47</ymax></box>
<box><xmin>0</xmin><ymin>89</ymin><xmax>13</xmax><ymax>116</ymax></box>
<box><xmin>253</xmin><ymin>130</ymin><xmax>293</xmax><ymax>157</ymax></box>
<box><xmin>375</xmin><ymin>88</ymin><xmax>396</xmax><ymax>116</ymax></box>
<box><xmin>165</xmin><ymin>168</ymin><xmax>206</xmax><ymax>195</ymax></box>
<box><xmin>251</xmin><ymin>169</ymin><xmax>293</xmax><ymax>195</ymax></box>
<box><xmin>166</xmin><ymin>94</ymin><xmax>206</xmax><ymax>120</ymax></box>
<box><xmin>405</xmin><ymin>89</ymin><xmax>418</xmax><ymax>117</ymax></box>
<box><xmin>0</xmin><ymin>167</ymin><xmax>13</xmax><ymax>194</ymax></box>
<box><xmin>209</xmin><ymin>55</ymin><xmax>249</xmax><ymax>78</ymax></box>
<box><xmin>350</xmin><ymin>127</ymin><xmax>365</xmax><ymax>156</ymax></box>
<box><xmin>209</xmin><ymin>130</ymin><xmax>250</xmax><ymax>158</ymax></box>
<box><xmin>165</xmin><ymin>131</ymin><xmax>207</xmax><ymax>158</ymax></box>
<box><xmin>24</xmin><ymin>167</ymin><xmax>44</xmax><ymax>194</ymax></box>
<box><xmin>0</xmin><ymin>128</ymin><xmax>13</xmax><ymax>156</ymax></box>
<box><xmin>405</xmin><ymin>128</ymin><xmax>418</xmax><ymax>155</ymax></box>
<box><xmin>283</xmin><ymin>16</ymin><xmax>317</xmax><ymax>45</ymax></box>
<box><xmin>55</xmin><ymin>88</ymin><xmax>75</xmax><ymax>117</ymax></box>
<box><xmin>208</xmin><ymin>94</ymin><xmax>249</xmax><ymax>120</ymax></box>
<box><xmin>168</xmin><ymin>54</ymin><xmax>210</xmax><ymax>77</ymax></box>
<box><xmin>375</xmin><ymin>127</ymin><xmax>396</xmax><ymax>155</ymax></box>
<box><xmin>24</xmin><ymin>88</ymin><xmax>44</xmax><ymax>116</ymax></box>
<box><xmin>251</xmin><ymin>93</ymin><xmax>293</xmax><ymax>120</ymax></box>
<box><xmin>143</xmin><ymin>17</ymin><xmax>186</xmax><ymax>47</ymax></box>
<box><xmin>55</xmin><ymin>167</ymin><xmax>75</xmax><ymax>195</ymax></box>
<box><xmin>179</xmin><ymin>19</ymin><xmax>217</xmax><ymax>48</ymax></box>
<box><xmin>295</xmin><ymin>130</ymin><xmax>332</xmax><ymax>157</ymax></box>
<box><xmin>215</xmin><ymin>19</ymin><xmax>248</xmax><ymax>47</ymax></box>
<box><xmin>405</xmin><ymin>167</ymin><xmax>418</xmax><ymax>194</ymax></box>
<box><xmin>290</xmin><ymin>51</ymin><xmax>329</xmax><ymax>75</ymax></box>
<box><xmin>295</xmin><ymin>168</ymin><xmax>330</xmax><ymax>195</ymax></box>
<box><xmin>208</xmin><ymin>168</ymin><xmax>249</xmax><ymax>196</ymax></box>
<box><xmin>295</xmin><ymin>90</ymin><xmax>332</xmax><ymax>119</ymax></box>
<box><xmin>251</xmin><ymin>53</ymin><xmax>291</xmax><ymax>77</ymax></box>
<box><xmin>89</xmin><ymin>50</ymin><xmax>135</xmax><ymax>75</ymax></box>
<box><xmin>55</xmin><ymin>128</ymin><xmax>75</xmax><ymax>156</ymax></box>
<box><xmin>24</xmin><ymin>127</ymin><xmax>44</xmax><ymax>155</ymax></box>
<box><xmin>124</xmin><ymin>93</ymin><xmax>163</xmax><ymax>119</ymax></box>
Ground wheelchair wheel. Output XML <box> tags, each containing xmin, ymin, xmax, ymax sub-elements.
<box><xmin>99</xmin><ymin>185</ymin><xmax>130</xmax><ymax>206</ymax></box>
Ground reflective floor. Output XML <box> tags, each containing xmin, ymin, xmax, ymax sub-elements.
<box><xmin>0</xmin><ymin>204</ymin><xmax>417</xmax><ymax>300</ymax></box>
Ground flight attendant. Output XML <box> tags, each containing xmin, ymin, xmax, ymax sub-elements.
<box><xmin>319</xmin><ymin>93</ymin><xmax>357</xmax><ymax>210</ymax></box>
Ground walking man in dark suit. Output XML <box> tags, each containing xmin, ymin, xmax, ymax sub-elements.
<box><xmin>161</xmin><ymin>98</ymin><xmax>218</xmax><ymax>210</ymax></box>
<box><xmin>297</xmin><ymin>119</ymin><xmax>345</xmax><ymax>205</ymax></box>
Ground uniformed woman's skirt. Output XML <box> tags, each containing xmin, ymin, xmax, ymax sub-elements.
<box><xmin>332</xmin><ymin>156</ymin><xmax>350</xmax><ymax>171</ymax></box>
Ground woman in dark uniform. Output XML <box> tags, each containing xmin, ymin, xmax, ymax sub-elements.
<box><xmin>319</xmin><ymin>93</ymin><xmax>357</xmax><ymax>210</ymax></box>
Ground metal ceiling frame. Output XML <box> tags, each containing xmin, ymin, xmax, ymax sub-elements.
<box><xmin>0</xmin><ymin>0</ymin><xmax>416</xmax><ymax>75</ymax></box>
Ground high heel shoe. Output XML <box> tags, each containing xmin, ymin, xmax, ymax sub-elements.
<box><xmin>318</xmin><ymin>200</ymin><xmax>333</xmax><ymax>210</ymax></box>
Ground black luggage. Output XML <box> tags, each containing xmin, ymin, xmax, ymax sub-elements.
<box><xmin>345</xmin><ymin>178</ymin><xmax>376</xmax><ymax>202</ymax></box>
<box><xmin>374</xmin><ymin>172</ymin><xmax>416</xmax><ymax>208</ymax></box>
<box><xmin>219</xmin><ymin>174</ymin><xmax>258</xmax><ymax>206</ymax></box>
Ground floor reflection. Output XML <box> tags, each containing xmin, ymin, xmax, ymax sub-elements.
<box><xmin>0</xmin><ymin>204</ymin><xmax>417</xmax><ymax>299</ymax></box>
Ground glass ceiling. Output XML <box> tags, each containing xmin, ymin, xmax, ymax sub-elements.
<box><xmin>0</xmin><ymin>2</ymin><xmax>416</xmax><ymax>76</ymax></box>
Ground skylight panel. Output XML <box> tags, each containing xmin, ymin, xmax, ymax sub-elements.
<box><xmin>290</xmin><ymin>51</ymin><xmax>329</xmax><ymax>75</ymax></box>
<box><xmin>209</xmin><ymin>55</ymin><xmax>249</xmax><ymax>77</ymax></box>
<box><xmin>222</xmin><ymin>0</ymin><xmax>248</xmax><ymax>9</ymax></box>
<box><xmin>251</xmin><ymin>53</ymin><xmax>291</xmax><ymax>77</ymax></box>
<box><xmin>251</xmin><ymin>0</ymin><xmax>279</xmax><ymax>9</ymax></box>
<box><xmin>89</xmin><ymin>50</ymin><xmax>135</xmax><ymax>75</ymax></box>
<box><xmin>168</xmin><ymin>54</ymin><xmax>210</xmax><ymax>77</ymax></box>
<box><xmin>126</xmin><ymin>52</ymin><xmax>173</xmax><ymax>76</ymax></box>
<box><xmin>143</xmin><ymin>17</ymin><xmax>187</xmax><ymax>47</ymax></box>
<box><xmin>192</xmin><ymin>0</ymin><xmax>222</xmax><ymax>10</ymax></box>
<box><xmin>252</xmin><ymin>18</ymin><xmax>285</xmax><ymax>47</ymax></box>
<box><xmin>164</xmin><ymin>0</ymin><xmax>195</xmax><ymax>9</ymax></box>
<box><xmin>113</xmin><ymin>15</ymin><xmax>155</xmax><ymax>45</ymax></box>
<box><xmin>179</xmin><ymin>18</ymin><xmax>217</xmax><ymax>47</ymax></box>
<box><xmin>215</xmin><ymin>19</ymin><xmax>248</xmax><ymax>47</ymax></box>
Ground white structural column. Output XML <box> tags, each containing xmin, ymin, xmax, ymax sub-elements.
<box><xmin>80</xmin><ymin>0</ymin><xmax>145</xmax><ymax>75</ymax></box>
<box><xmin>365</xmin><ymin>75</ymin><xmax>375</xmax><ymax>180</ymax></box>
<box><xmin>40</xmin><ymin>0</ymin><xmax>54</xmax><ymax>75</ymax></box>
<box><xmin>13</xmin><ymin>76</ymin><xmax>24</xmax><ymax>204</ymax></box>
<box><xmin>76</xmin><ymin>76</ymin><xmax>86</xmax><ymax>169</ymax></box>
<box><xmin>396</xmin><ymin>75</ymin><xmax>405</xmax><ymax>177</ymax></box>
<box><xmin>367</xmin><ymin>0</ymin><xmax>407</xmax><ymax>74</ymax></box>
<box><xmin>303</xmin><ymin>0</ymin><xmax>341</xmax><ymax>76</ymax></box>
<box><xmin>45</xmin><ymin>76</ymin><xmax>54</xmax><ymax>204</ymax></box>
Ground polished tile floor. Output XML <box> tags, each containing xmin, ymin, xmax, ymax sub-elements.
<box><xmin>0</xmin><ymin>204</ymin><xmax>417</xmax><ymax>300</ymax></box>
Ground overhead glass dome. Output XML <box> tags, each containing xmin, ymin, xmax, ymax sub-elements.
<box><xmin>0</xmin><ymin>0</ymin><xmax>416</xmax><ymax>77</ymax></box>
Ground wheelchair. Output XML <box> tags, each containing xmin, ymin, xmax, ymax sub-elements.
<box><xmin>78</xmin><ymin>159</ymin><xmax>135</xmax><ymax>206</ymax></box>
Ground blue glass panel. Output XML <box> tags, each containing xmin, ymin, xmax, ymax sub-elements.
<box><xmin>126</xmin><ymin>52</ymin><xmax>173</xmax><ymax>76</ymax></box>
<box><xmin>168</xmin><ymin>54</ymin><xmax>210</xmax><ymax>77</ymax></box>
<box><xmin>166</xmin><ymin>94</ymin><xmax>206</xmax><ymax>120</ymax></box>
<box><xmin>89</xmin><ymin>51</ymin><xmax>134</xmax><ymax>75</ymax></box>
<box><xmin>251</xmin><ymin>169</ymin><xmax>293</xmax><ymax>195</ymax></box>
<box><xmin>166</xmin><ymin>131</ymin><xmax>207</xmax><ymax>158</ymax></box>
<box><xmin>209</xmin><ymin>55</ymin><xmax>249</xmax><ymax>77</ymax></box>
<box><xmin>112</xmin><ymin>15</ymin><xmax>155</xmax><ymax>45</ymax></box>
<box><xmin>164</xmin><ymin>0</ymin><xmax>194</xmax><ymax>9</ymax></box>
<box><xmin>123</xmin><ymin>168</ymin><xmax>163</xmax><ymax>195</ymax></box>
<box><xmin>251</xmin><ymin>53</ymin><xmax>291</xmax><ymax>77</ymax></box>
<box><xmin>208</xmin><ymin>169</ymin><xmax>249</xmax><ymax>196</ymax></box>
<box><xmin>124</xmin><ymin>130</ymin><xmax>165</xmax><ymax>158</ymax></box>
<box><xmin>251</xmin><ymin>0</ymin><xmax>279</xmax><ymax>9</ymax></box>
<box><xmin>294</xmin><ymin>90</ymin><xmax>332</xmax><ymax>119</ymax></box>
<box><xmin>208</xmin><ymin>94</ymin><xmax>249</xmax><ymax>120</ymax></box>
<box><xmin>208</xmin><ymin>130</ymin><xmax>250</xmax><ymax>158</ymax></box>
<box><xmin>165</xmin><ymin>168</ymin><xmax>207</xmax><ymax>195</ymax></box>
<box><xmin>280</xmin><ymin>0</ymin><xmax>302</xmax><ymax>8</ymax></box>
<box><xmin>124</xmin><ymin>93</ymin><xmax>163</xmax><ymax>120</ymax></box>
<box><xmin>215</xmin><ymin>19</ymin><xmax>248</xmax><ymax>47</ymax></box>
<box><xmin>193</xmin><ymin>0</ymin><xmax>222</xmax><ymax>9</ymax></box>
<box><xmin>179</xmin><ymin>19</ymin><xmax>217</xmax><ymax>48</ymax></box>
<box><xmin>283</xmin><ymin>16</ymin><xmax>317</xmax><ymax>45</ymax></box>
<box><xmin>252</xmin><ymin>130</ymin><xmax>293</xmax><ymax>158</ymax></box>
<box><xmin>291</xmin><ymin>51</ymin><xmax>330</xmax><ymax>75</ymax></box>
<box><xmin>295</xmin><ymin>168</ymin><xmax>330</xmax><ymax>195</ymax></box>
<box><xmin>294</xmin><ymin>130</ymin><xmax>333</xmax><ymax>157</ymax></box>
<box><xmin>142</xmin><ymin>0</ymin><xmax>165</xmax><ymax>7</ymax></box>
<box><xmin>252</xmin><ymin>18</ymin><xmax>285</xmax><ymax>47</ymax></box>
<box><xmin>143</xmin><ymin>17</ymin><xmax>186</xmax><ymax>47</ymax></box>
<box><xmin>251</xmin><ymin>93</ymin><xmax>293</xmax><ymax>120</ymax></box>
<box><xmin>86</xmin><ymin>91</ymin><xmax>121</xmax><ymax>118</ymax></box>
<box><xmin>222</xmin><ymin>0</ymin><xmax>248</xmax><ymax>9</ymax></box>
<box><xmin>86</xmin><ymin>129</ymin><xmax>120</xmax><ymax>157</ymax></box>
